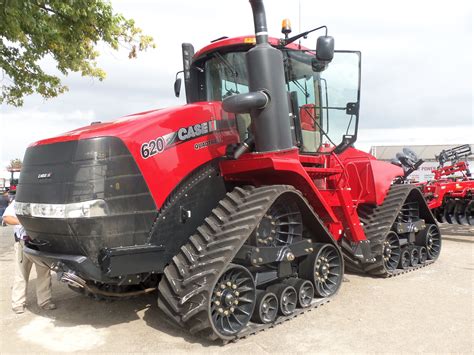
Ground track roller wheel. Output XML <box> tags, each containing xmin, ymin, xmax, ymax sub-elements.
<box><xmin>284</xmin><ymin>278</ymin><xmax>314</xmax><ymax>308</ymax></box>
<box><xmin>210</xmin><ymin>264</ymin><xmax>256</xmax><ymax>337</ymax></box>
<box><xmin>398</xmin><ymin>249</ymin><xmax>410</xmax><ymax>269</ymax></box>
<box><xmin>251</xmin><ymin>291</ymin><xmax>278</xmax><ymax>324</ymax></box>
<box><xmin>299</xmin><ymin>243</ymin><xmax>343</xmax><ymax>298</ymax></box>
<box><xmin>382</xmin><ymin>231</ymin><xmax>401</xmax><ymax>272</ymax></box>
<box><xmin>419</xmin><ymin>246</ymin><xmax>428</xmax><ymax>264</ymax></box>
<box><xmin>410</xmin><ymin>247</ymin><xmax>419</xmax><ymax>266</ymax></box>
<box><xmin>267</xmin><ymin>284</ymin><xmax>297</xmax><ymax>316</ymax></box>
<box><xmin>415</xmin><ymin>224</ymin><xmax>441</xmax><ymax>260</ymax></box>
<box><xmin>465</xmin><ymin>200</ymin><xmax>474</xmax><ymax>225</ymax></box>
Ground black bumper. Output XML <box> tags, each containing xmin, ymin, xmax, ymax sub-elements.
<box><xmin>23</xmin><ymin>246</ymin><xmax>108</xmax><ymax>282</ymax></box>
<box><xmin>24</xmin><ymin>243</ymin><xmax>167</xmax><ymax>283</ymax></box>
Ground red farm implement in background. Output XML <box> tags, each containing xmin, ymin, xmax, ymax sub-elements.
<box><xmin>13</xmin><ymin>0</ymin><xmax>442</xmax><ymax>341</ymax></box>
<box><xmin>420</xmin><ymin>145</ymin><xmax>474</xmax><ymax>225</ymax></box>
<box><xmin>7</xmin><ymin>167</ymin><xmax>20</xmax><ymax>195</ymax></box>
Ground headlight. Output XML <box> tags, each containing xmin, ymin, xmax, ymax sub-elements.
<box><xmin>31</xmin><ymin>203</ymin><xmax>65</xmax><ymax>218</ymax></box>
<box><xmin>65</xmin><ymin>200</ymin><xmax>108</xmax><ymax>218</ymax></box>
<box><xmin>15</xmin><ymin>199</ymin><xmax>108</xmax><ymax>219</ymax></box>
<box><xmin>15</xmin><ymin>202</ymin><xmax>31</xmax><ymax>216</ymax></box>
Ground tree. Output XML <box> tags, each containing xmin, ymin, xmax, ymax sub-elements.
<box><xmin>0</xmin><ymin>0</ymin><xmax>155</xmax><ymax>106</ymax></box>
<box><xmin>6</xmin><ymin>158</ymin><xmax>22</xmax><ymax>171</ymax></box>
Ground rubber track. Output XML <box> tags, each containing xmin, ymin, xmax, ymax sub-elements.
<box><xmin>346</xmin><ymin>184</ymin><xmax>436</xmax><ymax>277</ymax></box>
<box><xmin>157</xmin><ymin>185</ymin><xmax>331</xmax><ymax>342</ymax></box>
<box><xmin>229</xmin><ymin>296</ymin><xmax>331</xmax><ymax>343</ymax></box>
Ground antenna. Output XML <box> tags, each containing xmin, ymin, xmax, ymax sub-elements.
<box><xmin>298</xmin><ymin>0</ymin><xmax>302</xmax><ymax>48</ymax></box>
<box><xmin>299</xmin><ymin>0</ymin><xmax>301</xmax><ymax>33</ymax></box>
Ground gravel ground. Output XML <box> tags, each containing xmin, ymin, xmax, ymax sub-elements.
<box><xmin>0</xmin><ymin>224</ymin><xmax>472</xmax><ymax>354</ymax></box>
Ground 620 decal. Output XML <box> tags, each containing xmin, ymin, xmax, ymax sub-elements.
<box><xmin>139</xmin><ymin>120</ymin><xmax>221</xmax><ymax>159</ymax></box>
<box><xmin>141</xmin><ymin>137</ymin><xmax>165</xmax><ymax>159</ymax></box>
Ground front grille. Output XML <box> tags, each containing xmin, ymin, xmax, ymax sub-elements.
<box><xmin>16</xmin><ymin>137</ymin><xmax>157</xmax><ymax>265</ymax></box>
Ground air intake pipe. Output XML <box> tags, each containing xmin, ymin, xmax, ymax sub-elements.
<box><xmin>222</xmin><ymin>0</ymin><xmax>293</xmax><ymax>153</ymax></box>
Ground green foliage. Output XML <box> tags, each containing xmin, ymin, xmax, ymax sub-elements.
<box><xmin>0</xmin><ymin>0</ymin><xmax>155</xmax><ymax>106</ymax></box>
<box><xmin>7</xmin><ymin>158</ymin><xmax>22</xmax><ymax>171</ymax></box>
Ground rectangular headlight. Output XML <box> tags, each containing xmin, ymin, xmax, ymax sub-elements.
<box><xmin>65</xmin><ymin>200</ymin><xmax>108</xmax><ymax>218</ymax></box>
<box><xmin>31</xmin><ymin>203</ymin><xmax>65</xmax><ymax>218</ymax></box>
<box><xmin>15</xmin><ymin>199</ymin><xmax>107</xmax><ymax>219</ymax></box>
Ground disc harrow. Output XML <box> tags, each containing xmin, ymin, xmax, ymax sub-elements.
<box><xmin>431</xmin><ymin>196</ymin><xmax>474</xmax><ymax>226</ymax></box>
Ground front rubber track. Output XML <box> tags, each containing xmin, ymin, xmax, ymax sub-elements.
<box><xmin>157</xmin><ymin>185</ymin><xmax>305</xmax><ymax>341</ymax></box>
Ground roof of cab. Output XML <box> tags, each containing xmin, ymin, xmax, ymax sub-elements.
<box><xmin>193</xmin><ymin>35</ymin><xmax>303</xmax><ymax>59</ymax></box>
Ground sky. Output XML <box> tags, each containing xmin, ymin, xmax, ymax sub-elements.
<box><xmin>0</xmin><ymin>0</ymin><xmax>473</xmax><ymax>176</ymax></box>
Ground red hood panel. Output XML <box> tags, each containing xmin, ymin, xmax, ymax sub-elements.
<box><xmin>31</xmin><ymin>103</ymin><xmax>220</xmax><ymax>146</ymax></box>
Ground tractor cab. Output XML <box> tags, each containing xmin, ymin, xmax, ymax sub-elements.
<box><xmin>176</xmin><ymin>36</ymin><xmax>361</xmax><ymax>155</ymax></box>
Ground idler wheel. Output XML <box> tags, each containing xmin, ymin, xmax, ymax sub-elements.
<box><xmin>415</xmin><ymin>224</ymin><xmax>441</xmax><ymax>260</ymax></box>
<box><xmin>251</xmin><ymin>291</ymin><xmax>278</xmax><ymax>324</ymax></box>
<box><xmin>210</xmin><ymin>264</ymin><xmax>256</xmax><ymax>336</ymax></box>
<box><xmin>382</xmin><ymin>231</ymin><xmax>401</xmax><ymax>272</ymax></box>
<box><xmin>267</xmin><ymin>284</ymin><xmax>297</xmax><ymax>316</ymax></box>
<box><xmin>251</xmin><ymin>196</ymin><xmax>302</xmax><ymax>247</ymax></box>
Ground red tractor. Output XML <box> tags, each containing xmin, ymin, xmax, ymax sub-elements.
<box><xmin>419</xmin><ymin>145</ymin><xmax>473</xmax><ymax>225</ymax></box>
<box><xmin>15</xmin><ymin>0</ymin><xmax>440</xmax><ymax>341</ymax></box>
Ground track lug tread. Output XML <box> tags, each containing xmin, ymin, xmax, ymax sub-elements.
<box><xmin>157</xmin><ymin>184</ymin><xmax>333</xmax><ymax>342</ymax></box>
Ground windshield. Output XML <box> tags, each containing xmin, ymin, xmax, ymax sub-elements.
<box><xmin>205</xmin><ymin>52</ymin><xmax>249</xmax><ymax>100</ymax></box>
<box><xmin>203</xmin><ymin>49</ymin><xmax>361</xmax><ymax>152</ymax></box>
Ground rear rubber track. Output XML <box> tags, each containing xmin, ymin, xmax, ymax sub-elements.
<box><xmin>157</xmin><ymin>185</ymin><xmax>332</xmax><ymax>341</ymax></box>
<box><xmin>346</xmin><ymin>184</ymin><xmax>438</xmax><ymax>277</ymax></box>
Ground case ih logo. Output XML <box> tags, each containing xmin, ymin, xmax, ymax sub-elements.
<box><xmin>178</xmin><ymin>121</ymin><xmax>216</xmax><ymax>141</ymax></box>
<box><xmin>37</xmin><ymin>172</ymin><xmax>52</xmax><ymax>179</ymax></box>
<box><xmin>140</xmin><ymin>120</ymin><xmax>218</xmax><ymax>159</ymax></box>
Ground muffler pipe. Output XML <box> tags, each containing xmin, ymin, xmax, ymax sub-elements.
<box><xmin>233</xmin><ymin>137</ymin><xmax>255</xmax><ymax>159</ymax></box>
<box><xmin>249</xmin><ymin>0</ymin><xmax>269</xmax><ymax>44</ymax></box>
<box><xmin>60</xmin><ymin>271</ymin><xmax>86</xmax><ymax>289</ymax></box>
<box><xmin>223</xmin><ymin>0</ymin><xmax>294</xmax><ymax>153</ymax></box>
<box><xmin>60</xmin><ymin>271</ymin><xmax>156</xmax><ymax>297</ymax></box>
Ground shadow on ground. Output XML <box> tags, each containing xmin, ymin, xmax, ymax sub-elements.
<box><xmin>26</xmin><ymin>288</ymin><xmax>217</xmax><ymax>347</ymax></box>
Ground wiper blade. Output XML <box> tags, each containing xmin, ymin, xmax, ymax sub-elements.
<box><xmin>292</xmin><ymin>79</ymin><xmax>309</xmax><ymax>98</ymax></box>
<box><xmin>214</xmin><ymin>52</ymin><xmax>238</xmax><ymax>78</ymax></box>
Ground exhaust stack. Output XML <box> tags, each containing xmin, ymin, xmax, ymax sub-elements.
<box><xmin>223</xmin><ymin>0</ymin><xmax>293</xmax><ymax>153</ymax></box>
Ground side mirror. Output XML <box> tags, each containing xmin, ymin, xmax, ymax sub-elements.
<box><xmin>316</xmin><ymin>35</ymin><xmax>334</xmax><ymax>62</ymax></box>
<box><xmin>174</xmin><ymin>77</ymin><xmax>182</xmax><ymax>98</ymax></box>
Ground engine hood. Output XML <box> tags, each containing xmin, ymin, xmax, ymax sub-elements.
<box><xmin>25</xmin><ymin>100</ymin><xmax>238</xmax><ymax>211</ymax></box>
<box><xmin>30</xmin><ymin>102</ymin><xmax>224</xmax><ymax>147</ymax></box>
